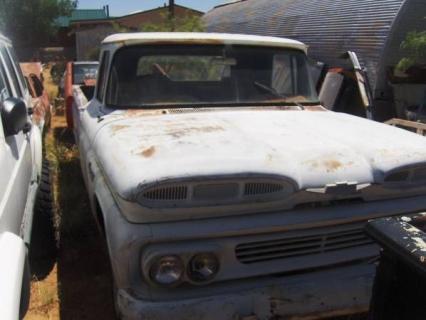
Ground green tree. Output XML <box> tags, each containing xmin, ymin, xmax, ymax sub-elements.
<box><xmin>0</xmin><ymin>0</ymin><xmax>77</xmax><ymax>47</ymax></box>
<box><xmin>396</xmin><ymin>30</ymin><xmax>426</xmax><ymax>72</ymax></box>
<box><xmin>140</xmin><ymin>13</ymin><xmax>205</xmax><ymax>32</ymax></box>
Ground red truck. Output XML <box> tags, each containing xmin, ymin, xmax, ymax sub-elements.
<box><xmin>20</xmin><ymin>62</ymin><xmax>52</xmax><ymax>131</ymax></box>
<box><xmin>63</xmin><ymin>61</ymin><xmax>98</xmax><ymax>129</ymax></box>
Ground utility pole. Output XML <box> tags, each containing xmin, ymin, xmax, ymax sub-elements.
<box><xmin>169</xmin><ymin>0</ymin><xmax>175</xmax><ymax>19</ymax></box>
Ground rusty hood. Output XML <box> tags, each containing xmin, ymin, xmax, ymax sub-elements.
<box><xmin>92</xmin><ymin>109</ymin><xmax>426</xmax><ymax>200</ymax></box>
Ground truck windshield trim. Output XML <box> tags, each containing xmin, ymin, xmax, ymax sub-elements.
<box><xmin>105</xmin><ymin>45</ymin><xmax>318</xmax><ymax>109</ymax></box>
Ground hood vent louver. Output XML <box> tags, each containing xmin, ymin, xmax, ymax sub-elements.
<box><xmin>138</xmin><ymin>179</ymin><xmax>294</xmax><ymax>208</ymax></box>
<box><xmin>244</xmin><ymin>182</ymin><xmax>284</xmax><ymax>196</ymax></box>
<box><xmin>142</xmin><ymin>185</ymin><xmax>188</xmax><ymax>201</ymax></box>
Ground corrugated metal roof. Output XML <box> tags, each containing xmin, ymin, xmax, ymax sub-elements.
<box><xmin>204</xmin><ymin>0</ymin><xmax>410</xmax><ymax>92</ymax></box>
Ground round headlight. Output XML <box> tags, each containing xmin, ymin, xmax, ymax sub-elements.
<box><xmin>188</xmin><ymin>253</ymin><xmax>220</xmax><ymax>283</ymax></box>
<box><xmin>149</xmin><ymin>255</ymin><xmax>184</xmax><ymax>286</ymax></box>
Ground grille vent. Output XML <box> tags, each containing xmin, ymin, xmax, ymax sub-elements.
<box><xmin>235</xmin><ymin>227</ymin><xmax>373</xmax><ymax>264</ymax></box>
<box><xmin>244</xmin><ymin>182</ymin><xmax>284</xmax><ymax>196</ymax></box>
<box><xmin>142</xmin><ymin>185</ymin><xmax>188</xmax><ymax>201</ymax></box>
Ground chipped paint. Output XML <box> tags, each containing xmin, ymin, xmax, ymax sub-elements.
<box><xmin>167</xmin><ymin>125</ymin><xmax>224</xmax><ymax>138</ymax></box>
<box><xmin>110</xmin><ymin>124</ymin><xmax>130</xmax><ymax>135</ymax></box>
<box><xmin>412</xmin><ymin>237</ymin><xmax>426</xmax><ymax>251</ymax></box>
<box><xmin>303</xmin><ymin>158</ymin><xmax>354</xmax><ymax>173</ymax></box>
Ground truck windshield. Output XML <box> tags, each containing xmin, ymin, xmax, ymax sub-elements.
<box><xmin>73</xmin><ymin>63</ymin><xmax>99</xmax><ymax>85</ymax></box>
<box><xmin>106</xmin><ymin>45</ymin><xmax>318</xmax><ymax>108</ymax></box>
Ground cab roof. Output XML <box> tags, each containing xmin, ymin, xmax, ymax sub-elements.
<box><xmin>102</xmin><ymin>32</ymin><xmax>307</xmax><ymax>53</ymax></box>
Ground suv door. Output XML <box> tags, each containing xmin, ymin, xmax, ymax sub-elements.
<box><xmin>0</xmin><ymin>43</ymin><xmax>32</xmax><ymax>237</ymax></box>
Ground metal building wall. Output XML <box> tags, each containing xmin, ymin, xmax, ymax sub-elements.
<box><xmin>375</xmin><ymin>0</ymin><xmax>426</xmax><ymax>97</ymax></box>
<box><xmin>204</xmin><ymin>0</ymin><xmax>406</xmax><ymax>92</ymax></box>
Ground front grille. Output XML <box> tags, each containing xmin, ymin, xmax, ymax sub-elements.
<box><xmin>142</xmin><ymin>185</ymin><xmax>188</xmax><ymax>201</ymax></box>
<box><xmin>235</xmin><ymin>227</ymin><xmax>374</xmax><ymax>264</ymax></box>
<box><xmin>244</xmin><ymin>182</ymin><xmax>284</xmax><ymax>196</ymax></box>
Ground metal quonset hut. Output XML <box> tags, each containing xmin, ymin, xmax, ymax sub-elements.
<box><xmin>204</xmin><ymin>0</ymin><xmax>426</xmax><ymax>121</ymax></box>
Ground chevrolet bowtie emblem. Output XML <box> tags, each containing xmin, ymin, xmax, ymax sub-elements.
<box><xmin>307</xmin><ymin>182</ymin><xmax>371</xmax><ymax>195</ymax></box>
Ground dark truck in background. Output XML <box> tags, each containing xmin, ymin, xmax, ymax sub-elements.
<box><xmin>366</xmin><ymin>214</ymin><xmax>426</xmax><ymax>320</ymax></box>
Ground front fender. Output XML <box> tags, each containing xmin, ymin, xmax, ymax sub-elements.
<box><xmin>0</xmin><ymin>232</ymin><xmax>27</xmax><ymax>319</ymax></box>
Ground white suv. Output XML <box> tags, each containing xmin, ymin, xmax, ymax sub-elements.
<box><xmin>0</xmin><ymin>33</ymin><xmax>50</xmax><ymax>319</ymax></box>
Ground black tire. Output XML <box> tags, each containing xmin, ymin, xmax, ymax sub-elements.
<box><xmin>29</xmin><ymin>160</ymin><xmax>57</xmax><ymax>275</ymax></box>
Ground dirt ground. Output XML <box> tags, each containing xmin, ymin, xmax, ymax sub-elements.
<box><xmin>25</xmin><ymin>113</ymin><xmax>115</xmax><ymax>320</ymax></box>
<box><xmin>25</xmin><ymin>113</ymin><xmax>116</xmax><ymax>320</ymax></box>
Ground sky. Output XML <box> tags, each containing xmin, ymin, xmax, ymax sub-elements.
<box><xmin>77</xmin><ymin>0</ymin><xmax>233</xmax><ymax>16</ymax></box>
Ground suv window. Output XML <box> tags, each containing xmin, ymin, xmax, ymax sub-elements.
<box><xmin>96</xmin><ymin>51</ymin><xmax>110</xmax><ymax>102</ymax></box>
<box><xmin>0</xmin><ymin>65</ymin><xmax>11</xmax><ymax>102</ymax></box>
<box><xmin>0</xmin><ymin>46</ymin><xmax>22</xmax><ymax>97</ymax></box>
<box><xmin>8</xmin><ymin>47</ymin><xmax>28</xmax><ymax>93</ymax></box>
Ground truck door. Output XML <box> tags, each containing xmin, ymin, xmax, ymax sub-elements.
<box><xmin>318</xmin><ymin>51</ymin><xmax>374</xmax><ymax>119</ymax></box>
<box><xmin>0</xmin><ymin>44</ymin><xmax>32</xmax><ymax>236</ymax></box>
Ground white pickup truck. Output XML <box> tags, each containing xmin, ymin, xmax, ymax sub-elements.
<box><xmin>72</xmin><ymin>32</ymin><xmax>426</xmax><ymax>320</ymax></box>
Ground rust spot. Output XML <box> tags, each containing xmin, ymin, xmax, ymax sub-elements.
<box><xmin>168</xmin><ymin>125</ymin><xmax>224</xmax><ymax>138</ymax></box>
<box><xmin>141</xmin><ymin>146</ymin><xmax>156</xmax><ymax>158</ymax></box>
<box><xmin>124</xmin><ymin>109</ymin><xmax>145</xmax><ymax>117</ymax></box>
<box><xmin>304</xmin><ymin>105</ymin><xmax>327</xmax><ymax>112</ymax></box>
<box><xmin>304</xmin><ymin>158</ymin><xmax>347</xmax><ymax>172</ymax></box>
<box><xmin>324</xmin><ymin>160</ymin><xmax>343</xmax><ymax>172</ymax></box>
<box><xmin>110</xmin><ymin>125</ymin><xmax>129</xmax><ymax>134</ymax></box>
<box><xmin>122</xmin><ymin>109</ymin><xmax>166</xmax><ymax>118</ymax></box>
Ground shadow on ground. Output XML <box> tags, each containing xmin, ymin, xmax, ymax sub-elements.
<box><xmin>54</xmin><ymin>125</ymin><xmax>115</xmax><ymax>319</ymax></box>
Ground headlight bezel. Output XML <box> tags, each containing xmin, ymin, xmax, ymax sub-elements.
<box><xmin>144</xmin><ymin>251</ymin><xmax>221</xmax><ymax>288</ymax></box>
<box><xmin>187</xmin><ymin>253</ymin><xmax>220</xmax><ymax>284</ymax></box>
<box><xmin>148</xmin><ymin>255</ymin><xmax>185</xmax><ymax>287</ymax></box>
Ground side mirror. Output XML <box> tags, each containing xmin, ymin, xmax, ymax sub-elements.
<box><xmin>1</xmin><ymin>97</ymin><xmax>29</xmax><ymax>136</ymax></box>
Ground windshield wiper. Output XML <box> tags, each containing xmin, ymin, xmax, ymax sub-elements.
<box><xmin>253</xmin><ymin>81</ymin><xmax>305</xmax><ymax>110</ymax></box>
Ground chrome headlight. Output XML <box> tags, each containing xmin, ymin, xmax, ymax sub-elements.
<box><xmin>384</xmin><ymin>166</ymin><xmax>426</xmax><ymax>184</ymax></box>
<box><xmin>187</xmin><ymin>253</ymin><xmax>220</xmax><ymax>283</ymax></box>
<box><xmin>149</xmin><ymin>255</ymin><xmax>184</xmax><ymax>286</ymax></box>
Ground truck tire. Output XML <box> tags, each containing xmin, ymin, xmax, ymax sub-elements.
<box><xmin>30</xmin><ymin>160</ymin><xmax>56</xmax><ymax>263</ymax></box>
